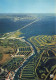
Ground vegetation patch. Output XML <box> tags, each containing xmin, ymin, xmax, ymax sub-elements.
<box><xmin>0</xmin><ymin>53</ymin><xmax>3</xmax><ymax>60</ymax></box>
<box><xmin>28</xmin><ymin>35</ymin><xmax>56</xmax><ymax>80</ymax></box>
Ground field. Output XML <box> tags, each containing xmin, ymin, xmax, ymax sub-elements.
<box><xmin>20</xmin><ymin>35</ymin><xmax>56</xmax><ymax>80</ymax></box>
<box><xmin>2</xmin><ymin>57</ymin><xmax>24</xmax><ymax>71</ymax></box>
<box><xmin>17</xmin><ymin>47</ymin><xmax>32</xmax><ymax>56</ymax></box>
<box><xmin>0</xmin><ymin>35</ymin><xmax>33</xmax><ymax>80</ymax></box>
<box><xmin>20</xmin><ymin>56</ymin><xmax>36</xmax><ymax>80</ymax></box>
<box><xmin>0</xmin><ymin>37</ymin><xmax>32</xmax><ymax>69</ymax></box>
<box><xmin>0</xmin><ymin>46</ymin><xmax>13</xmax><ymax>64</ymax></box>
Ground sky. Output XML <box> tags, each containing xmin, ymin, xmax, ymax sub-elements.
<box><xmin>0</xmin><ymin>0</ymin><xmax>56</xmax><ymax>13</ymax></box>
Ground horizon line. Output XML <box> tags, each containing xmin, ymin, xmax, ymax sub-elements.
<box><xmin>0</xmin><ymin>13</ymin><xmax>56</xmax><ymax>14</ymax></box>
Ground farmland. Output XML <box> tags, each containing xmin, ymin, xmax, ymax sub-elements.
<box><xmin>21</xmin><ymin>58</ymin><xmax>35</xmax><ymax>80</ymax></box>
<box><xmin>29</xmin><ymin>35</ymin><xmax>56</xmax><ymax>80</ymax></box>
<box><xmin>20</xmin><ymin>35</ymin><xmax>56</xmax><ymax>80</ymax></box>
<box><xmin>0</xmin><ymin>34</ymin><xmax>33</xmax><ymax>80</ymax></box>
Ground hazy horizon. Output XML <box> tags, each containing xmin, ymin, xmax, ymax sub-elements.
<box><xmin>0</xmin><ymin>0</ymin><xmax>55</xmax><ymax>13</ymax></box>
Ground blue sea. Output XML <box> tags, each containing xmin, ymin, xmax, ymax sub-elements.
<box><xmin>0</xmin><ymin>13</ymin><xmax>56</xmax><ymax>38</ymax></box>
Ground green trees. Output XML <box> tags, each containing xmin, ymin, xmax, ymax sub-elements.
<box><xmin>0</xmin><ymin>53</ymin><xmax>3</xmax><ymax>60</ymax></box>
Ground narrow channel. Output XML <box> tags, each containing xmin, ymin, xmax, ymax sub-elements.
<box><xmin>14</xmin><ymin>38</ymin><xmax>37</xmax><ymax>80</ymax></box>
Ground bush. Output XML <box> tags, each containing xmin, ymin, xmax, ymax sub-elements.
<box><xmin>0</xmin><ymin>53</ymin><xmax>3</xmax><ymax>60</ymax></box>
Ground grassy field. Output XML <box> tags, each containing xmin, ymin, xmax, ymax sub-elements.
<box><xmin>0</xmin><ymin>46</ymin><xmax>13</xmax><ymax>64</ymax></box>
<box><xmin>0</xmin><ymin>37</ymin><xmax>31</xmax><ymax>65</ymax></box>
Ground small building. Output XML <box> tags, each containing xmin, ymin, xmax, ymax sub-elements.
<box><xmin>50</xmin><ymin>74</ymin><xmax>54</xmax><ymax>79</ymax></box>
